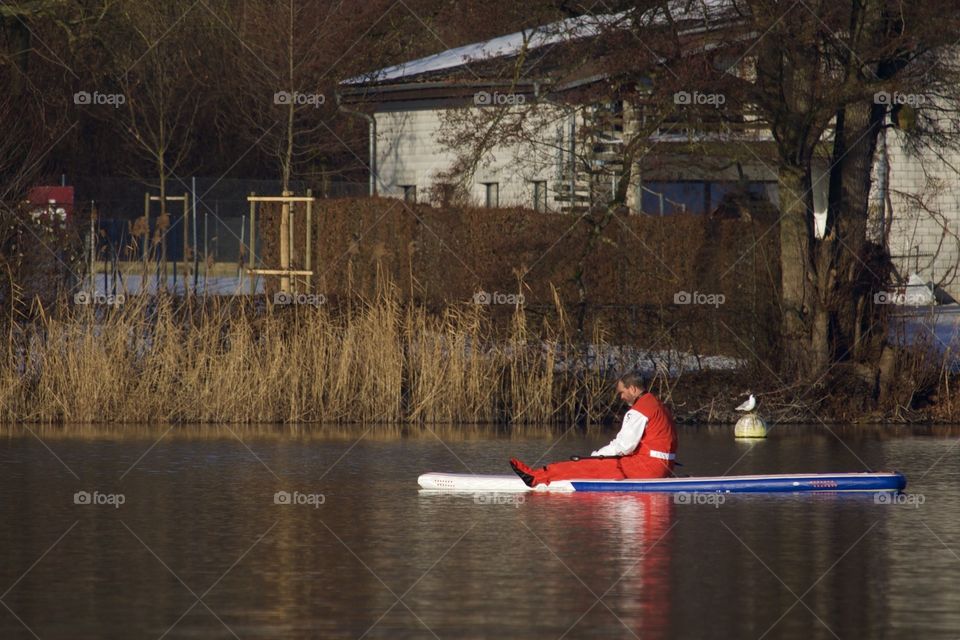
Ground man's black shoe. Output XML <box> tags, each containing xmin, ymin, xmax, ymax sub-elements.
<box><xmin>510</xmin><ymin>459</ymin><xmax>536</xmax><ymax>487</ymax></box>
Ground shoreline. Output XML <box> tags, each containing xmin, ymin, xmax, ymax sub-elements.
<box><xmin>3</xmin><ymin>292</ymin><xmax>958</xmax><ymax>425</ymax></box>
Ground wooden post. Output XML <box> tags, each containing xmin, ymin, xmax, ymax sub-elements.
<box><xmin>89</xmin><ymin>201</ymin><xmax>96</xmax><ymax>292</ymax></box>
<box><xmin>280</xmin><ymin>189</ymin><xmax>291</xmax><ymax>293</ymax></box>
<box><xmin>305</xmin><ymin>189</ymin><xmax>312</xmax><ymax>293</ymax></box>
<box><xmin>142</xmin><ymin>192</ymin><xmax>150</xmax><ymax>261</ymax></box>
<box><xmin>182</xmin><ymin>194</ymin><xmax>190</xmax><ymax>293</ymax></box>
<box><xmin>239</xmin><ymin>213</ymin><xmax>246</xmax><ymax>283</ymax></box>
<box><xmin>203</xmin><ymin>209</ymin><xmax>209</xmax><ymax>289</ymax></box>
<box><xmin>249</xmin><ymin>193</ymin><xmax>256</xmax><ymax>295</ymax></box>
<box><xmin>288</xmin><ymin>193</ymin><xmax>296</xmax><ymax>292</ymax></box>
<box><xmin>141</xmin><ymin>192</ymin><xmax>151</xmax><ymax>294</ymax></box>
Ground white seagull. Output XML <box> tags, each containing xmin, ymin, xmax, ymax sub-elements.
<box><xmin>735</xmin><ymin>394</ymin><xmax>757</xmax><ymax>412</ymax></box>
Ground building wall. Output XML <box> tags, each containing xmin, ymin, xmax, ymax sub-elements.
<box><xmin>871</xmin><ymin>126</ymin><xmax>960</xmax><ymax>300</ymax></box>
<box><xmin>372</xmin><ymin>104</ymin><xmax>960</xmax><ymax>300</ymax></box>
<box><xmin>374</xmin><ymin>106</ymin><xmax>568</xmax><ymax>210</ymax></box>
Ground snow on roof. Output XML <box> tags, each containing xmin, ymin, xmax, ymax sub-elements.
<box><xmin>342</xmin><ymin>1</ymin><xmax>737</xmax><ymax>86</ymax></box>
<box><xmin>342</xmin><ymin>13</ymin><xmax>624</xmax><ymax>85</ymax></box>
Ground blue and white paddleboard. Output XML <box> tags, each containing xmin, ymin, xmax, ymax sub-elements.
<box><xmin>417</xmin><ymin>471</ymin><xmax>907</xmax><ymax>494</ymax></box>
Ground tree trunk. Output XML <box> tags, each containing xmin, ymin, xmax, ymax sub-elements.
<box><xmin>830</xmin><ymin>101</ymin><xmax>885</xmax><ymax>361</ymax></box>
<box><xmin>778</xmin><ymin>163</ymin><xmax>815</xmax><ymax>376</ymax></box>
<box><xmin>829</xmin><ymin>1</ymin><xmax>902</xmax><ymax>369</ymax></box>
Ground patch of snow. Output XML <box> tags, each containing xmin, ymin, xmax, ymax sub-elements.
<box><xmin>901</xmin><ymin>273</ymin><xmax>935</xmax><ymax>306</ymax></box>
<box><xmin>552</xmin><ymin>343</ymin><xmax>744</xmax><ymax>375</ymax></box>
<box><xmin>88</xmin><ymin>274</ymin><xmax>264</xmax><ymax>297</ymax></box>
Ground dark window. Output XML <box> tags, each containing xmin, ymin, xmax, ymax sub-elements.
<box><xmin>640</xmin><ymin>181</ymin><xmax>774</xmax><ymax>215</ymax></box>
<box><xmin>401</xmin><ymin>185</ymin><xmax>417</xmax><ymax>203</ymax></box>
<box><xmin>532</xmin><ymin>181</ymin><xmax>547</xmax><ymax>212</ymax></box>
<box><xmin>640</xmin><ymin>182</ymin><xmax>703</xmax><ymax>215</ymax></box>
<box><xmin>483</xmin><ymin>182</ymin><xmax>499</xmax><ymax>208</ymax></box>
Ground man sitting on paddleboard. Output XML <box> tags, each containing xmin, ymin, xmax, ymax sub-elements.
<box><xmin>510</xmin><ymin>372</ymin><xmax>677</xmax><ymax>486</ymax></box>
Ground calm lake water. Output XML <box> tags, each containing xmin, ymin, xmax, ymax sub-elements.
<box><xmin>1</xmin><ymin>424</ymin><xmax>958</xmax><ymax>639</ymax></box>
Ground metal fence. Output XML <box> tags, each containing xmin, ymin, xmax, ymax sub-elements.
<box><xmin>67</xmin><ymin>176</ymin><xmax>367</xmax><ymax>294</ymax></box>
<box><xmin>72</xmin><ymin>176</ymin><xmax>368</xmax><ymax>264</ymax></box>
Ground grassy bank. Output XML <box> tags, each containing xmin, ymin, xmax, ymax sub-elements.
<box><xmin>0</xmin><ymin>284</ymin><xmax>623</xmax><ymax>425</ymax></box>
<box><xmin>2</xmin><ymin>284</ymin><xmax>957</xmax><ymax>426</ymax></box>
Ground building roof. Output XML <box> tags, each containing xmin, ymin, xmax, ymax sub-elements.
<box><xmin>342</xmin><ymin>1</ymin><xmax>738</xmax><ymax>87</ymax></box>
<box><xmin>341</xmin><ymin>13</ymin><xmax>625</xmax><ymax>86</ymax></box>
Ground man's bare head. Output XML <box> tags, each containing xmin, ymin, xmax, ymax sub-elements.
<box><xmin>615</xmin><ymin>372</ymin><xmax>647</xmax><ymax>405</ymax></box>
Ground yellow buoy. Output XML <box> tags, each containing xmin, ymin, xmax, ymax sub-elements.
<box><xmin>734</xmin><ymin>413</ymin><xmax>769</xmax><ymax>438</ymax></box>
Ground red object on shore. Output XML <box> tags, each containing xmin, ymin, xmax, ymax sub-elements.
<box><xmin>27</xmin><ymin>186</ymin><xmax>75</xmax><ymax>218</ymax></box>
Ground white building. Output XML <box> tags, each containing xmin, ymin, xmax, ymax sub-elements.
<box><xmin>339</xmin><ymin>12</ymin><xmax>960</xmax><ymax>300</ymax></box>
<box><xmin>873</xmin><ymin>126</ymin><xmax>960</xmax><ymax>297</ymax></box>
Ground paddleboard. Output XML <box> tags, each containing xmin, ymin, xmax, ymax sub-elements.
<box><xmin>417</xmin><ymin>471</ymin><xmax>907</xmax><ymax>494</ymax></box>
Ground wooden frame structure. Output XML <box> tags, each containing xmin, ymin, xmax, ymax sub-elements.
<box><xmin>246</xmin><ymin>190</ymin><xmax>315</xmax><ymax>294</ymax></box>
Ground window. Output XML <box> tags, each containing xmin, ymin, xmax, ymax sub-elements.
<box><xmin>532</xmin><ymin>181</ymin><xmax>547</xmax><ymax>212</ymax></box>
<box><xmin>401</xmin><ymin>185</ymin><xmax>417</xmax><ymax>203</ymax></box>
<box><xmin>640</xmin><ymin>182</ymin><xmax>703</xmax><ymax>215</ymax></box>
<box><xmin>639</xmin><ymin>181</ymin><xmax>775</xmax><ymax>215</ymax></box>
<box><xmin>483</xmin><ymin>182</ymin><xmax>499</xmax><ymax>208</ymax></box>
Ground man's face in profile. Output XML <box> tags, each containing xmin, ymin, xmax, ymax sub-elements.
<box><xmin>616</xmin><ymin>381</ymin><xmax>643</xmax><ymax>405</ymax></box>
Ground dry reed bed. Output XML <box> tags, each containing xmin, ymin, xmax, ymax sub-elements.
<box><xmin>0</xmin><ymin>288</ymin><xmax>615</xmax><ymax>425</ymax></box>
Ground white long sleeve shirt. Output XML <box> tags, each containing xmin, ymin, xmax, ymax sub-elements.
<box><xmin>592</xmin><ymin>408</ymin><xmax>648</xmax><ymax>457</ymax></box>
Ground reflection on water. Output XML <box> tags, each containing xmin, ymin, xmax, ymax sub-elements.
<box><xmin>6</xmin><ymin>422</ymin><xmax>557</xmax><ymax>442</ymax></box>
<box><xmin>11</xmin><ymin>421</ymin><xmax>960</xmax><ymax>442</ymax></box>
<box><xmin>0</xmin><ymin>424</ymin><xmax>957</xmax><ymax>638</ymax></box>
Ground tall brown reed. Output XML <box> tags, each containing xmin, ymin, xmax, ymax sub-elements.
<box><xmin>0</xmin><ymin>279</ymin><xmax>612</xmax><ymax>425</ymax></box>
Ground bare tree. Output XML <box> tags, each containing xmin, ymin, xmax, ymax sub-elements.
<box><xmin>116</xmin><ymin>2</ymin><xmax>203</xmax><ymax>276</ymax></box>
<box><xmin>439</xmin><ymin>0</ymin><xmax>960</xmax><ymax>387</ymax></box>
<box><xmin>215</xmin><ymin>0</ymin><xmax>356</xmax><ymax>192</ymax></box>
